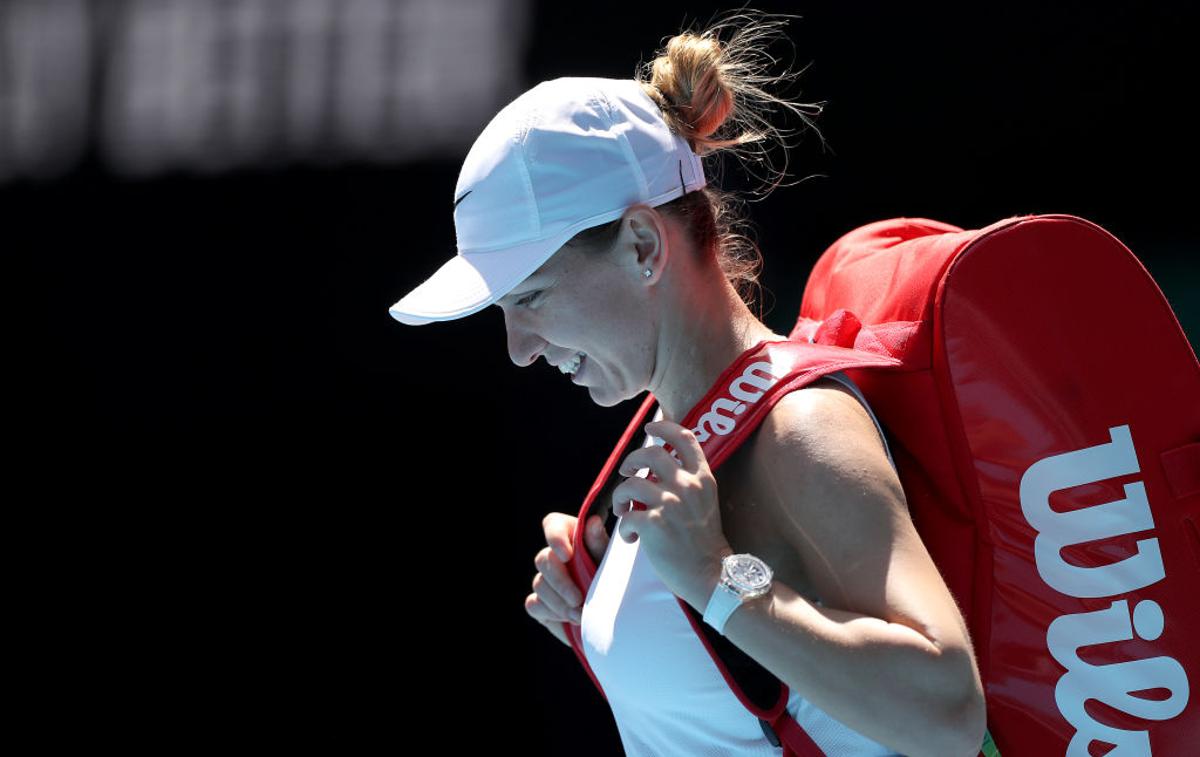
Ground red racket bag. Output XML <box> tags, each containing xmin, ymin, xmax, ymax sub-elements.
<box><xmin>563</xmin><ymin>213</ymin><xmax>1199</xmax><ymax>756</ymax></box>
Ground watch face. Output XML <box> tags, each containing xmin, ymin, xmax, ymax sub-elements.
<box><xmin>725</xmin><ymin>554</ymin><xmax>772</xmax><ymax>592</ymax></box>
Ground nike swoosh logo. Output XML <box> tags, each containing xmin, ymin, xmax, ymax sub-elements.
<box><xmin>454</xmin><ymin>190</ymin><xmax>473</xmax><ymax>209</ymax></box>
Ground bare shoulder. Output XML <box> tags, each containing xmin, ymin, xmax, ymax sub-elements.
<box><xmin>743</xmin><ymin>377</ymin><xmax>973</xmax><ymax>660</ymax></box>
<box><xmin>779</xmin><ymin>375</ymin><xmax>877</xmax><ymax>426</ymax></box>
<box><xmin>748</xmin><ymin>378</ymin><xmax>905</xmax><ymax>527</ymax></box>
<box><xmin>757</xmin><ymin>376</ymin><xmax>892</xmax><ymax>469</ymax></box>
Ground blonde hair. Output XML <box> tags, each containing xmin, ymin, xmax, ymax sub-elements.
<box><xmin>566</xmin><ymin>8</ymin><xmax>827</xmax><ymax>320</ymax></box>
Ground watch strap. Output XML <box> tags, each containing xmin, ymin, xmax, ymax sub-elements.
<box><xmin>703</xmin><ymin>580</ymin><xmax>743</xmax><ymax>636</ymax></box>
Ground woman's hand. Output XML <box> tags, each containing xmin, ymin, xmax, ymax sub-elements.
<box><xmin>612</xmin><ymin>419</ymin><xmax>733</xmax><ymax>608</ymax></box>
<box><xmin>524</xmin><ymin>511</ymin><xmax>611</xmax><ymax>648</ymax></box>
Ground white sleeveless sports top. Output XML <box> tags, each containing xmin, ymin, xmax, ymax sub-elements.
<box><xmin>581</xmin><ymin>370</ymin><xmax>903</xmax><ymax>756</ymax></box>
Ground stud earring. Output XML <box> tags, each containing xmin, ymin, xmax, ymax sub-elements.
<box><xmin>643</xmin><ymin>268</ymin><xmax>652</xmax><ymax>278</ymax></box>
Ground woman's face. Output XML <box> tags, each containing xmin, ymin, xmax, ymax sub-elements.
<box><xmin>493</xmin><ymin>217</ymin><xmax>661</xmax><ymax>407</ymax></box>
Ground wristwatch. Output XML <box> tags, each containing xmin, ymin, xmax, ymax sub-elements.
<box><xmin>702</xmin><ymin>552</ymin><xmax>774</xmax><ymax>635</ymax></box>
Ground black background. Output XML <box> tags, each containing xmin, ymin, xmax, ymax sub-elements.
<box><xmin>20</xmin><ymin>1</ymin><xmax>1197</xmax><ymax>751</ymax></box>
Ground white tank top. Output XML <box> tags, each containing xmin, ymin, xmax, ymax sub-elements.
<box><xmin>581</xmin><ymin>371</ymin><xmax>903</xmax><ymax>756</ymax></box>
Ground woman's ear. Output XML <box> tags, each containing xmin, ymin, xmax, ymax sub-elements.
<box><xmin>626</xmin><ymin>206</ymin><xmax>667</xmax><ymax>284</ymax></box>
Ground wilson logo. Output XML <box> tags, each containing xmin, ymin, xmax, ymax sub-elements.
<box><xmin>691</xmin><ymin>360</ymin><xmax>784</xmax><ymax>444</ymax></box>
<box><xmin>1020</xmin><ymin>424</ymin><xmax>1190</xmax><ymax>754</ymax></box>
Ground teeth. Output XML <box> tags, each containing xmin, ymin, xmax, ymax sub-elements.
<box><xmin>559</xmin><ymin>351</ymin><xmax>586</xmax><ymax>375</ymax></box>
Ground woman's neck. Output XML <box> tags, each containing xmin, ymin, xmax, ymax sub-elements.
<box><xmin>650</xmin><ymin>280</ymin><xmax>786</xmax><ymax>424</ymax></box>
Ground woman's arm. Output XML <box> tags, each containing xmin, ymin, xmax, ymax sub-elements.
<box><xmin>677</xmin><ymin>389</ymin><xmax>987</xmax><ymax>757</ymax></box>
<box><xmin>681</xmin><ymin>558</ymin><xmax>985</xmax><ymax>757</ymax></box>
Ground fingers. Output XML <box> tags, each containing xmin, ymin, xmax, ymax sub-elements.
<box><xmin>542</xmin><ymin>511</ymin><xmax>577</xmax><ymax>562</ymax></box>
<box><xmin>584</xmin><ymin>513</ymin><xmax>610</xmax><ymax>565</ymax></box>
<box><xmin>617</xmin><ymin>444</ymin><xmax>685</xmax><ymax>484</ymax></box>
<box><xmin>529</xmin><ymin>510</ymin><xmax>607</xmax><ymax>648</ymax></box>
<box><xmin>524</xmin><ymin>592</ymin><xmax>574</xmax><ymax>648</ymax></box>
<box><xmin>644</xmin><ymin>419</ymin><xmax>704</xmax><ymax>472</ymax></box>
<box><xmin>612</xmin><ymin>474</ymin><xmax>663</xmax><ymax>517</ymax></box>
<box><xmin>616</xmin><ymin>509</ymin><xmax>642</xmax><ymax>544</ymax></box>
<box><xmin>533</xmin><ymin>545</ymin><xmax>584</xmax><ymax>623</ymax></box>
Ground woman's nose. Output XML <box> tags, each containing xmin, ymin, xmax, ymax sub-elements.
<box><xmin>504</xmin><ymin>318</ymin><xmax>544</xmax><ymax>368</ymax></box>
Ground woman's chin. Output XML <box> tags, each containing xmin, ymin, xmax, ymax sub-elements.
<box><xmin>587</xmin><ymin>383</ymin><xmax>638</xmax><ymax>408</ymax></box>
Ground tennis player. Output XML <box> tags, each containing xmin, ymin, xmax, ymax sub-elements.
<box><xmin>387</xmin><ymin>9</ymin><xmax>986</xmax><ymax>756</ymax></box>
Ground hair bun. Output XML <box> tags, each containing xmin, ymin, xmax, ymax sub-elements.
<box><xmin>639</xmin><ymin>33</ymin><xmax>732</xmax><ymax>154</ymax></box>
<box><xmin>634</xmin><ymin>9</ymin><xmax>825</xmax><ymax>162</ymax></box>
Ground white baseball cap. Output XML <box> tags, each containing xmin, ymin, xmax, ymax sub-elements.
<box><xmin>387</xmin><ymin>76</ymin><xmax>707</xmax><ymax>325</ymax></box>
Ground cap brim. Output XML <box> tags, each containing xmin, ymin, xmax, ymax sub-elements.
<box><xmin>387</xmin><ymin>253</ymin><xmax>495</xmax><ymax>325</ymax></box>
<box><xmin>387</xmin><ymin>237</ymin><xmax>558</xmax><ymax>325</ymax></box>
